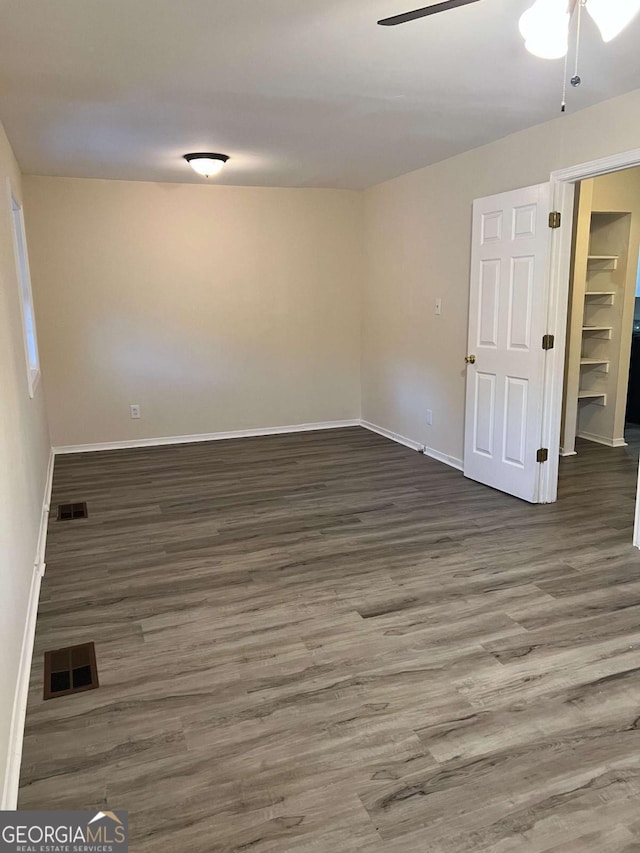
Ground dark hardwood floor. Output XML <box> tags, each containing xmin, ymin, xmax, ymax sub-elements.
<box><xmin>19</xmin><ymin>428</ymin><xmax>640</xmax><ymax>852</ymax></box>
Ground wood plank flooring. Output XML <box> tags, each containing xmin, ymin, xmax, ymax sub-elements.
<box><xmin>18</xmin><ymin>427</ymin><xmax>640</xmax><ymax>852</ymax></box>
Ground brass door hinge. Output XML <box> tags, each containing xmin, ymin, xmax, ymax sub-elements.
<box><xmin>537</xmin><ymin>448</ymin><xmax>549</xmax><ymax>463</ymax></box>
<box><xmin>542</xmin><ymin>334</ymin><xmax>555</xmax><ymax>351</ymax></box>
<box><xmin>549</xmin><ymin>211</ymin><xmax>561</xmax><ymax>229</ymax></box>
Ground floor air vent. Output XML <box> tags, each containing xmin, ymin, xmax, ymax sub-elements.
<box><xmin>57</xmin><ymin>501</ymin><xmax>88</xmax><ymax>520</ymax></box>
<box><xmin>43</xmin><ymin>642</ymin><xmax>99</xmax><ymax>700</ymax></box>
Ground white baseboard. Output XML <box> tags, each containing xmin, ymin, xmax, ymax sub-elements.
<box><xmin>36</xmin><ymin>450</ymin><xmax>55</xmax><ymax>576</ymax></box>
<box><xmin>360</xmin><ymin>420</ymin><xmax>423</xmax><ymax>452</ymax></box>
<box><xmin>53</xmin><ymin>417</ymin><xmax>464</xmax><ymax>473</ymax></box>
<box><xmin>1</xmin><ymin>449</ymin><xmax>54</xmax><ymax>810</ymax></box>
<box><xmin>423</xmin><ymin>445</ymin><xmax>464</xmax><ymax>471</ymax></box>
<box><xmin>560</xmin><ymin>449</ymin><xmax>578</xmax><ymax>457</ymax></box>
<box><xmin>53</xmin><ymin>419</ymin><xmax>361</xmax><ymax>455</ymax></box>
<box><xmin>577</xmin><ymin>431</ymin><xmax>627</xmax><ymax>448</ymax></box>
<box><xmin>360</xmin><ymin>420</ymin><xmax>463</xmax><ymax>471</ymax></box>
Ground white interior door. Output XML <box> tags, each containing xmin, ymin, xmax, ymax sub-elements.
<box><xmin>464</xmin><ymin>183</ymin><xmax>552</xmax><ymax>503</ymax></box>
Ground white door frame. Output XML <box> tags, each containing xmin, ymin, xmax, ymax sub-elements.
<box><xmin>541</xmin><ymin>147</ymin><xmax>640</xmax><ymax>546</ymax></box>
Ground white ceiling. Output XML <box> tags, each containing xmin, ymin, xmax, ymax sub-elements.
<box><xmin>1</xmin><ymin>0</ymin><xmax>639</xmax><ymax>189</ymax></box>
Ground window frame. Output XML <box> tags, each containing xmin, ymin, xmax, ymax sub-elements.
<box><xmin>8</xmin><ymin>182</ymin><xmax>40</xmax><ymax>398</ymax></box>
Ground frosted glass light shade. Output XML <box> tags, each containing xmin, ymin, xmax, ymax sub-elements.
<box><xmin>184</xmin><ymin>153</ymin><xmax>229</xmax><ymax>177</ymax></box>
<box><xmin>586</xmin><ymin>0</ymin><xmax>640</xmax><ymax>41</ymax></box>
<box><xmin>519</xmin><ymin>0</ymin><xmax>570</xmax><ymax>59</ymax></box>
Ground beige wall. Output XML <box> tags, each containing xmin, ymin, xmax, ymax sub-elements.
<box><xmin>23</xmin><ymin>178</ymin><xmax>363</xmax><ymax>447</ymax></box>
<box><xmin>18</xmin><ymin>85</ymin><xmax>640</xmax><ymax>463</ymax></box>
<box><xmin>362</xmin><ymin>87</ymin><xmax>640</xmax><ymax>464</ymax></box>
<box><xmin>0</xmin><ymin>124</ymin><xmax>50</xmax><ymax>802</ymax></box>
<box><xmin>2</xmin><ymin>83</ymin><xmax>640</xmax><ymax>799</ymax></box>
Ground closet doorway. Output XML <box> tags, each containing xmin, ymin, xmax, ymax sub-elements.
<box><xmin>561</xmin><ymin>167</ymin><xmax>640</xmax><ymax>457</ymax></box>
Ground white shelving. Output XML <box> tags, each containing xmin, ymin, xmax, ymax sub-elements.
<box><xmin>580</xmin><ymin>262</ymin><xmax>613</xmax><ymax>398</ymax></box>
<box><xmin>582</xmin><ymin>325</ymin><xmax>613</xmax><ymax>340</ymax></box>
<box><xmin>577</xmin><ymin>391</ymin><xmax>607</xmax><ymax>405</ymax></box>
<box><xmin>563</xmin><ymin>202</ymin><xmax>633</xmax><ymax>454</ymax></box>
<box><xmin>580</xmin><ymin>357</ymin><xmax>610</xmax><ymax>373</ymax></box>
<box><xmin>587</xmin><ymin>255</ymin><xmax>619</xmax><ymax>271</ymax></box>
<box><xmin>584</xmin><ymin>291</ymin><xmax>615</xmax><ymax>304</ymax></box>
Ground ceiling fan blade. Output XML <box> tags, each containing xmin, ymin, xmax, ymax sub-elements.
<box><xmin>378</xmin><ymin>0</ymin><xmax>481</xmax><ymax>26</ymax></box>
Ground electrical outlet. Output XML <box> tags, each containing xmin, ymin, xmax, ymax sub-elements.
<box><xmin>435</xmin><ymin>298</ymin><xmax>442</xmax><ymax>315</ymax></box>
<box><xmin>426</xmin><ymin>409</ymin><xmax>433</xmax><ymax>426</ymax></box>
<box><xmin>130</xmin><ymin>404</ymin><xmax>141</xmax><ymax>419</ymax></box>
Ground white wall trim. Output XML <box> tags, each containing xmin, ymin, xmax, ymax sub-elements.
<box><xmin>421</xmin><ymin>445</ymin><xmax>464</xmax><ymax>471</ymax></box>
<box><xmin>538</xmin><ymin>179</ymin><xmax>576</xmax><ymax>504</ymax></box>
<box><xmin>360</xmin><ymin>420</ymin><xmax>423</xmax><ymax>452</ymax></box>
<box><xmin>546</xmin><ymin>146</ymin><xmax>640</xmax><ymax>542</ymax></box>
<box><xmin>6</xmin><ymin>177</ymin><xmax>42</xmax><ymax>402</ymax></box>
<box><xmin>1</xmin><ymin>568</ymin><xmax>42</xmax><ymax>810</ymax></box>
<box><xmin>36</xmin><ymin>449</ymin><xmax>54</xmax><ymax>576</ymax></box>
<box><xmin>634</xmin><ymin>455</ymin><xmax>640</xmax><ymax>550</ymax></box>
<box><xmin>360</xmin><ymin>420</ymin><xmax>463</xmax><ymax>471</ymax></box>
<box><xmin>53</xmin><ymin>416</ymin><xmax>467</xmax><ymax>475</ymax></box>
<box><xmin>53</xmin><ymin>419</ymin><xmax>464</xmax><ymax>472</ymax></box>
<box><xmin>1</xmin><ymin>449</ymin><xmax>54</xmax><ymax>810</ymax></box>
<box><xmin>53</xmin><ymin>420</ymin><xmax>361</xmax><ymax>455</ymax></box>
<box><xmin>552</xmin><ymin>148</ymin><xmax>640</xmax><ymax>184</ymax></box>
<box><xmin>576</xmin><ymin>431</ymin><xmax>627</xmax><ymax>448</ymax></box>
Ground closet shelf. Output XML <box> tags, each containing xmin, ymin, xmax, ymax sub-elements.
<box><xmin>584</xmin><ymin>291</ymin><xmax>615</xmax><ymax>304</ymax></box>
<box><xmin>582</xmin><ymin>325</ymin><xmax>613</xmax><ymax>339</ymax></box>
<box><xmin>580</xmin><ymin>358</ymin><xmax>610</xmax><ymax>372</ymax></box>
<box><xmin>587</xmin><ymin>255</ymin><xmax>619</xmax><ymax>271</ymax></box>
<box><xmin>577</xmin><ymin>391</ymin><xmax>607</xmax><ymax>405</ymax></box>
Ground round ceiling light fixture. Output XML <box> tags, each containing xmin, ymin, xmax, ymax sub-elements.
<box><xmin>519</xmin><ymin>0</ymin><xmax>570</xmax><ymax>59</ymax></box>
<box><xmin>586</xmin><ymin>0</ymin><xmax>640</xmax><ymax>42</ymax></box>
<box><xmin>519</xmin><ymin>0</ymin><xmax>640</xmax><ymax>60</ymax></box>
<box><xmin>184</xmin><ymin>153</ymin><xmax>229</xmax><ymax>177</ymax></box>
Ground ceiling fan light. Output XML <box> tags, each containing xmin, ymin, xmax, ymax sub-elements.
<box><xmin>522</xmin><ymin>31</ymin><xmax>570</xmax><ymax>59</ymax></box>
<box><xmin>519</xmin><ymin>0</ymin><xmax>570</xmax><ymax>59</ymax></box>
<box><xmin>184</xmin><ymin>153</ymin><xmax>229</xmax><ymax>177</ymax></box>
<box><xmin>586</xmin><ymin>0</ymin><xmax>640</xmax><ymax>42</ymax></box>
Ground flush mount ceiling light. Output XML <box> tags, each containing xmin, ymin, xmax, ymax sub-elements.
<box><xmin>184</xmin><ymin>153</ymin><xmax>229</xmax><ymax>178</ymax></box>
<box><xmin>519</xmin><ymin>0</ymin><xmax>640</xmax><ymax>60</ymax></box>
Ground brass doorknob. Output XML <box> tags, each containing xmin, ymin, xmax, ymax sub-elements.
<box><xmin>465</xmin><ymin>354</ymin><xmax>477</xmax><ymax>364</ymax></box>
